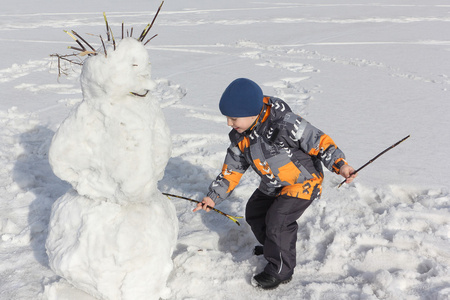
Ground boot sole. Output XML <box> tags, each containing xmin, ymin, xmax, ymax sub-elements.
<box><xmin>253</xmin><ymin>276</ymin><xmax>292</xmax><ymax>290</ymax></box>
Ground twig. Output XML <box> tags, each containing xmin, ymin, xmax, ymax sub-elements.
<box><xmin>139</xmin><ymin>1</ymin><xmax>164</xmax><ymax>42</ymax></box>
<box><xmin>144</xmin><ymin>34</ymin><xmax>158</xmax><ymax>45</ymax></box>
<box><xmin>110</xmin><ymin>26</ymin><xmax>116</xmax><ymax>50</ymax></box>
<box><xmin>64</xmin><ymin>30</ymin><xmax>86</xmax><ymax>51</ymax></box>
<box><xmin>79</xmin><ymin>50</ymin><xmax>96</xmax><ymax>57</ymax></box>
<box><xmin>338</xmin><ymin>135</ymin><xmax>411</xmax><ymax>188</ymax></box>
<box><xmin>138</xmin><ymin>24</ymin><xmax>151</xmax><ymax>42</ymax></box>
<box><xmin>54</xmin><ymin>55</ymin><xmax>61</xmax><ymax>77</ymax></box>
<box><xmin>50</xmin><ymin>53</ymin><xmax>82</xmax><ymax>64</ymax></box>
<box><xmin>103</xmin><ymin>12</ymin><xmax>110</xmax><ymax>41</ymax></box>
<box><xmin>50</xmin><ymin>53</ymin><xmax>82</xmax><ymax>77</ymax></box>
<box><xmin>72</xmin><ymin>30</ymin><xmax>96</xmax><ymax>52</ymax></box>
<box><xmin>162</xmin><ymin>193</ymin><xmax>243</xmax><ymax>226</ymax></box>
<box><xmin>68</xmin><ymin>46</ymin><xmax>85</xmax><ymax>52</ymax></box>
<box><xmin>130</xmin><ymin>90</ymin><xmax>149</xmax><ymax>97</ymax></box>
<box><xmin>100</xmin><ymin>35</ymin><xmax>107</xmax><ymax>57</ymax></box>
<box><xmin>53</xmin><ymin>2</ymin><xmax>164</xmax><ymax>77</ymax></box>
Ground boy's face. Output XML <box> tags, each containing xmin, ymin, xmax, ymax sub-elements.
<box><xmin>226</xmin><ymin>116</ymin><xmax>258</xmax><ymax>133</ymax></box>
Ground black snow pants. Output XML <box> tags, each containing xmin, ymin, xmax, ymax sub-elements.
<box><xmin>245</xmin><ymin>189</ymin><xmax>314</xmax><ymax>280</ymax></box>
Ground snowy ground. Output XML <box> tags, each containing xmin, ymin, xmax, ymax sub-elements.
<box><xmin>1</xmin><ymin>0</ymin><xmax>449</xmax><ymax>299</ymax></box>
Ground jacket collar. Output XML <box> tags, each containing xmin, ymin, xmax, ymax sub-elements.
<box><xmin>242</xmin><ymin>103</ymin><xmax>270</xmax><ymax>135</ymax></box>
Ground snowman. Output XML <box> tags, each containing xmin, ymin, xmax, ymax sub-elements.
<box><xmin>45</xmin><ymin>35</ymin><xmax>178</xmax><ymax>300</ymax></box>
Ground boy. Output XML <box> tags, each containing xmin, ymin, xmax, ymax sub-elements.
<box><xmin>194</xmin><ymin>78</ymin><xmax>356</xmax><ymax>289</ymax></box>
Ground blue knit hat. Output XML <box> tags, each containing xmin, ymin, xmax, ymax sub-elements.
<box><xmin>219</xmin><ymin>78</ymin><xmax>264</xmax><ymax>117</ymax></box>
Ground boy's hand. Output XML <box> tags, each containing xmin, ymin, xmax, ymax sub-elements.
<box><xmin>193</xmin><ymin>196</ymin><xmax>215</xmax><ymax>212</ymax></box>
<box><xmin>339</xmin><ymin>164</ymin><xmax>357</xmax><ymax>184</ymax></box>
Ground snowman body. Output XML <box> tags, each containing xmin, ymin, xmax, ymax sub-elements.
<box><xmin>46</xmin><ymin>38</ymin><xmax>178</xmax><ymax>300</ymax></box>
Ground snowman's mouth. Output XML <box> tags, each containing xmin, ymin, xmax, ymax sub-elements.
<box><xmin>130</xmin><ymin>90</ymin><xmax>149</xmax><ymax>97</ymax></box>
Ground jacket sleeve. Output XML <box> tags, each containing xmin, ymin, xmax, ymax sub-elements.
<box><xmin>207</xmin><ymin>143</ymin><xmax>250</xmax><ymax>204</ymax></box>
<box><xmin>281</xmin><ymin>113</ymin><xmax>347</xmax><ymax>174</ymax></box>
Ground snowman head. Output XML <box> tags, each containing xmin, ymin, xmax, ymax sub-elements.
<box><xmin>80</xmin><ymin>38</ymin><xmax>156</xmax><ymax>101</ymax></box>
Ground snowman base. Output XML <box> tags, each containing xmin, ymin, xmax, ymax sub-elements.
<box><xmin>46</xmin><ymin>189</ymin><xmax>177</xmax><ymax>300</ymax></box>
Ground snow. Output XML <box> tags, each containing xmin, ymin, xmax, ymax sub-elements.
<box><xmin>0</xmin><ymin>0</ymin><xmax>449</xmax><ymax>299</ymax></box>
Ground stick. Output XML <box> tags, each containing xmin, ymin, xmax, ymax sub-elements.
<box><xmin>138</xmin><ymin>24</ymin><xmax>151</xmax><ymax>42</ymax></box>
<box><xmin>138</xmin><ymin>1</ymin><xmax>164</xmax><ymax>42</ymax></box>
<box><xmin>56</xmin><ymin>55</ymin><xmax>61</xmax><ymax>77</ymax></box>
<box><xmin>68</xmin><ymin>46</ymin><xmax>85</xmax><ymax>52</ymax></box>
<box><xmin>64</xmin><ymin>30</ymin><xmax>86</xmax><ymax>51</ymax></box>
<box><xmin>144</xmin><ymin>34</ymin><xmax>158</xmax><ymax>45</ymax></box>
<box><xmin>129</xmin><ymin>90</ymin><xmax>149</xmax><ymax>97</ymax></box>
<box><xmin>162</xmin><ymin>193</ymin><xmax>243</xmax><ymax>226</ymax></box>
<box><xmin>110</xmin><ymin>26</ymin><xmax>116</xmax><ymax>50</ymax></box>
<box><xmin>50</xmin><ymin>53</ymin><xmax>83</xmax><ymax>77</ymax></box>
<box><xmin>103</xmin><ymin>12</ymin><xmax>110</xmax><ymax>41</ymax></box>
<box><xmin>100</xmin><ymin>35</ymin><xmax>107</xmax><ymax>57</ymax></box>
<box><xmin>338</xmin><ymin>135</ymin><xmax>410</xmax><ymax>188</ymax></box>
<box><xmin>72</xmin><ymin>30</ymin><xmax>96</xmax><ymax>52</ymax></box>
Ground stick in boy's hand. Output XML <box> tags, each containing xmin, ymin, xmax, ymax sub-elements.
<box><xmin>337</xmin><ymin>135</ymin><xmax>410</xmax><ymax>188</ymax></box>
<box><xmin>163</xmin><ymin>193</ymin><xmax>242</xmax><ymax>225</ymax></box>
<box><xmin>339</xmin><ymin>164</ymin><xmax>358</xmax><ymax>184</ymax></box>
<box><xmin>193</xmin><ymin>196</ymin><xmax>215</xmax><ymax>212</ymax></box>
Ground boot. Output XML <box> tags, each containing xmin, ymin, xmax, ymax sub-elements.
<box><xmin>252</xmin><ymin>271</ymin><xmax>292</xmax><ymax>290</ymax></box>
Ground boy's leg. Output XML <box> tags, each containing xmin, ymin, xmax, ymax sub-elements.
<box><xmin>263</xmin><ymin>195</ymin><xmax>314</xmax><ymax>280</ymax></box>
<box><xmin>245</xmin><ymin>189</ymin><xmax>276</xmax><ymax>245</ymax></box>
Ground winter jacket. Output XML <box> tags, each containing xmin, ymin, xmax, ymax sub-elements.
<box><xmin>207</xmin><ymin>96</ymin><xmax>347</xmax><ymax>203</ymax></box>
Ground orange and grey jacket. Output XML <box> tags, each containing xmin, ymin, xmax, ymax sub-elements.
<box><xmin>207</xmin><ymin>97</ymin><xmax>347</xmax><ymax>203</ymax></box>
